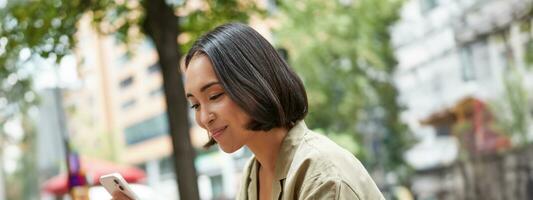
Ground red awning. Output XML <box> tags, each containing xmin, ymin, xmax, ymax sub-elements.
<box><xmin>42</xmin><ymin>157</ymin><xmax>146</xmax><ymax>195</ymax></box>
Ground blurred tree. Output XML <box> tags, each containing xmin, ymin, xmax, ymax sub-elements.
<box><xmin>490</xmin><ymin>28</ymin><xmax>532</xmax><ymax>147</ymax></box>
<box><xmin>521</xmin><ymin>20</ymin><xmax>533</xmax><ymax>69</ymax></box>
<box><xmin>275</xmin><ymin>0</ymin><xmax>413</xmax><ymax>177</ymax></box>
<box><xmin>493</xmin><ymin>68</ymin><xmax>531</xmax><ymax>146</ymax></box>
<box><xmin>491</xmin><ymin>30</ymin><xmax>532</xmax><ymax>147</ymax></box>
<box><xmin>5</xmin><ymin>116</ymin><xmax>39</xmax><ymax>200</ymax></box>
<box><xmin>0</xmin><ymin>0</ymin><xmax>261</xmax><ymax>199</ymax></box>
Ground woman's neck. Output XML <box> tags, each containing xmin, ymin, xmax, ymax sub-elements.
<box><xmin>246</xmin><ymin>127</ymin><xmax>288</xmax><ymax>173</ymax></box>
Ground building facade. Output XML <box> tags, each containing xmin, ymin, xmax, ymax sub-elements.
<box><xmin>391</xmin><ymin>0</ymin><xmax>533</xmax><ymax>199</ymax></box>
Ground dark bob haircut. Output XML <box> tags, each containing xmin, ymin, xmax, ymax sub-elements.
<box><xmin>185</xmin><ymin>23</ymin><xmax>308</xmax><ymax>146</ymax></box>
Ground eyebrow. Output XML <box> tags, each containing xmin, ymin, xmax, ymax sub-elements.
<box><xmin>186</xmin><ymin>81</ymin><xmax>220</xmax><ymax>98</ymax></box>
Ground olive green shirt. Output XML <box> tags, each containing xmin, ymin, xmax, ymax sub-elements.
<box><xmin>236</xmin><ymin>121</ymin><xmax>385</xmax><ymax>200</ymax></box>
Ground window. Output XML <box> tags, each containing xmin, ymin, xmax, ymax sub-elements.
<box><xmin>136</xmin><ymin>163</ymin><xmax>147</xmax><ymax>172</ymax></box>
<box><xmin>149</xmin><ymin>86</ymin><xmax>164</xmax><ymax>97</ymax></box>
<box><xmin>124</xmin><ymin>113</ymin><xmax>169</xmax><ymax>145</ymax></box>
<box><xmin>147</xmin><ymin>63</ymin><xmax>160</xmax><ymax>74</ymax></box>
<box><xmin>431</xmin><ymin>74</ymin><xmax>443</xmax><ymax>93</ymax></box>
<box><xmin>460</xmin><ymin>46</ymin><xmax>476</xmax><ymax>82</ymax></box>
<box><xmin>210</xmin><ymin>175</ymin><xmax>224</xmax><ymax>199</ymax></box>
<box><xmin>435</xmin><ymin>124</ymin><xmax>451</xmax><ymax>136</ymax></box>
<box><xmin>119</xmin><ymin>76</ymin><xmax>134</xmax><ymax>89</ymax></box>
<box><xmin>470</xmin><ymin>40</ymin><xmax>491</xmax><ymax>80</ymax></box>
<box><xmin>159</xmin><ymin>156</ymin><xmax>174</xmax><ymax>176</ymax></box>
<box><xmin>121</xmin><ymin>99</ymin><xmax>136</xmax><ymax>110</ymax></box>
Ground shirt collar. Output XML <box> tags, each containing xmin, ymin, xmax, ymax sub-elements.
<box><xmin>247</xmin><ymin>159</ymin><xmax>259</xmax><ymax>199</ymax></box>
<box><xmin>245</xmin><ymin>121</ymin><xmax>309</xmax><ymax>198</ymax></box>
<box><xmin>273</xmin><ymin>120</ymin><xmax>308</xmax><ymax>181</ymax></box>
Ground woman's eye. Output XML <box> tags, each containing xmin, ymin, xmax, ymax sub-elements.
<box><xmin>190</xmin><ymin>104</ymin><xmax>199</xmax><ymax>110</ymax></box>
<box><xmin>209</xmin><ymin>93</ymin><xmax>224</xmax><ymax>100</ymax></box>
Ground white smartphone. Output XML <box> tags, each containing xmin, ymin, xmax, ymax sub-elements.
<box><xmin>99</xmin><ymin>173</ymin><xmax>139</xmax><ymax>200</ymax></box>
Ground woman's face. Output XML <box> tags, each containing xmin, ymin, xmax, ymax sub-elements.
<box><xmin>184</xmin><ymin>55</ymin><xmax>254</xmax><ymax>153</ymax></box>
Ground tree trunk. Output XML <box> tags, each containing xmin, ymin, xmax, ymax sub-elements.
<box><xmin>143</xmin><ymin>0</ymin><xmax>200</xmax><ymax>199</ymax></box>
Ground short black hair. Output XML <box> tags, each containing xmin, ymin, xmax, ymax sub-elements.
<box><xmin>185</xmin><ymin>23</ymin><xmax>308</xmax><ymax>146</ymax></box>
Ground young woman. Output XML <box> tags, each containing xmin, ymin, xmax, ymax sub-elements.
<box><xmin>113</xmin><ymin>23</ymin><xmax>384</xmax><ymax>200</ymax></box>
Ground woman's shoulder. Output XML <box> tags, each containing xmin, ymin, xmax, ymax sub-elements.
<box><xmin>286</xmin><ymin>130</ymin><xmax>384</xmax><ymax>199</ymax></box>
<box><xmin>297</xmin><ymin>130</ymin><xmax>360</xmax><ymax>170</ymax></box>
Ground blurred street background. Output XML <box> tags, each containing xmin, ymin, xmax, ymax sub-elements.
<box><xmin>1</xmin><ymin>0</ymin><xmax>532</xmax><ymax>199</ymax></box>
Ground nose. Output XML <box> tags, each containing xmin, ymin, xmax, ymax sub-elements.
<box><xmin>199</xmin><ymin>109</ymin><xmax>215</xmax><ymax>127</ymax></box>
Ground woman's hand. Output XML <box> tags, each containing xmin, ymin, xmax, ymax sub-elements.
<box><xmin>111</xmin><ymin>190</ymin><xmax>134</xmax><ymax>200</ymax></box>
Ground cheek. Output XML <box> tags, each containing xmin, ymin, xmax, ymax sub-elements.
<box><xmin>227</xmin><ymin>103</ymin><xmax>252</xmax><ymax>126</ymax></box>
<box><xmin>213</xmin><ymin>99</ymin><xmax>236</xmax><ymax>118</ymax></box>
<box><xmin>213</xmin><ymin>96</ymin><xmax>252</xmax><ymax>127</ymax></box>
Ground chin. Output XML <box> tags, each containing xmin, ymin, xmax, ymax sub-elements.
<box><xmin>219</xmin><ymin>145</ymin><xmax>241</xmax><ymax>153</ymax></box>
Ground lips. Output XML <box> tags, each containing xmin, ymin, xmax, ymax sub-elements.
<box><xmin>210</xmin><ymin>126</ymin><xmax>227</xmax><ymax>140</ymax></box>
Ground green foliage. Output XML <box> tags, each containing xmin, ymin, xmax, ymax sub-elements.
<box><xmin>525</xmin><ymin>40</ymin><xmax>533</xmax><ymax>68</ymax></box>
<box><xmin>1</xmin><ymin>0</ymin><xmax>93</xmax><ymax>124</ymax></box>
<box><xmin>1</xmin><ymin>2</ymin><xmax>127</xmax><ymax>197</ymax></box>
<box><xmin>275</xmin><ymin>0</ymin><xmax>413</xmax><ymax>172</ymax></box>
<box><xmin>451</xmin><ymin>120</ymin><xmax>475</xmax><ymax>159</ymax></box>
<box><xmin>179</xmin><ymin>0</ymin><xmax>264</xmax><ymax>53</ymax></box>
<box><xmin>520</xmin><ymin>20</ymin><xmax>533</xmax><ymax>69</ymax></box>
<box><xmin>490</xmin><ymin>66</ymin><xmax>531</xmax><ymax>147</ymax></box>
<box><xmin>0</xmin><ymin>0</ymin><xmax>261</xmax><ymax>122</ymax></box>
<box><xmin>314</xmin><ymin>128</ymin><xmax>361</xmax><ymax>156</ymax></box>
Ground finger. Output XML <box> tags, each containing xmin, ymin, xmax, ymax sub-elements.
<box><xmin>112</xmin><ymin>190</ymin><xmax>133</xmax><ymax>200</ymax></box>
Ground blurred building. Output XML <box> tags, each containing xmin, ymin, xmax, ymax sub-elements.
<box><xmin>53</xmin><ymin>15</ymin><xmax>158</xmax><ymax>199</ymax></box>
<box><xmin>35</xmin><ymin>89</ymin><xmax>67</xmax><ymax>186</ymax></box>
<box><xmin>62</xmin><ymin>14</ymin><xmax>188</xmax><ymax>199</ymax></box>
<box><xmin>391</xmin><ymin>0</ymin><xmax>533</xmax><ymax>199</ymax></box>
